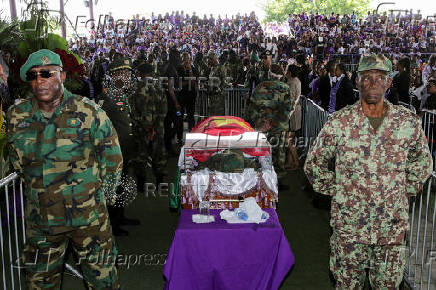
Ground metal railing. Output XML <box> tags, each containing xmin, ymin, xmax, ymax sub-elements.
<box><xmin>224</xmin><ymin>88</ymin><xmax>250</xmax><ymax>118</ymax></box>
<box><xmin>0</xmin><ymin>173</ymin><xmax>83</xmax><ymax>290</ymax></box>
<box><xmin>405</xmin><ymin>173</ymin><xmax>436</xmax><ymax>290</ymax></box>
<box><xmin>299</xmin><ymin>96</ymin><xmax>330</xmax><ymax>160</ymax></box>
<box><xmin>194</xmin><ymin>88</ymin><xmax>250</xmax><ymax>121</ymax></box>
<box><xmin>404</xmin><ymin>109</ymin><xmax>436</xmax><ymax>289</ymax></box>
<box><xmin>0</xmin><ymin>173</ymin><xmax>25</xmax><ymax>290</ymax></box>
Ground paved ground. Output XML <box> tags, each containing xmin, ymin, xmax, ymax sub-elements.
<box><xmin>62</xmin><ymin>152</ymin><xmax>335</xmax><ymax>290</ymax></box>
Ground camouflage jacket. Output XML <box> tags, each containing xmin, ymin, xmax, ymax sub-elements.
<box><xmin>194</xmin><ymin>61</ymin><xmax>209</xmax><ymax>79</ymax></box>
<box><xmin>304</xmin><ymin>100</ymin><xmax>433</xmax><ymax>245</ymax></box>
<box><xmin>244</xmin><ymin>66</ymin><xmax>260</xmax><ymax>89</ymax></box>
<box><xmin>7</xmin><ymin>89</ymin><xmax>123</xmax><ymax>234</ymax></box>
<box><xmin>248</xmin><ymin>80</ymin><xmax>295</xmax><ymax>136</ymax></box>
<box><xmin>209</xmin><ymin>65</ymin><xmax>231</xmax><ymax>94</ymax></box>
<box><xmin>131</xmin><ymin>79</ymin><xmax>167</xmax><ymax>136</ymax></box>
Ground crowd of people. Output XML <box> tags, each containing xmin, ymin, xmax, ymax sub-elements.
<box><xmin>0</xmin><ymin>8</ymin><xmax>436</xmax><ymax>289</ymax></box>
<box><xmin>62</xmin><ymin>11</ymin><xmax>436</xmax><ymax>114</ymax></box>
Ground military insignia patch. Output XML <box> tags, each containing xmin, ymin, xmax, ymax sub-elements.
<box><xmin>67</xmin><ymin>118</ymin><xmax>81</xmax><ymax>127</ymax></box>
<box><xmin>41</xmin><ymin>56</ymin><xmax>50</xmax><ymax>65</ymax></box>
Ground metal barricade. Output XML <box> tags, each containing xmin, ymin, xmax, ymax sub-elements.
<box><xmin>422</xmin><ymin>110</ymin><xmax>436</xmax><ymax>168</ymax></box>
<box><xmin>299</xmin><ymin>96</ymin><xmax>330</xmax><ymax>160</ymax></box>
<box><xmin>224</xmin><ymin>88</ymin><xmax>250</xmax><ymax>118</ymax></box>
<box><xmin>0</xmin><ymin>172</ymin><xmax>25</xmax><ymax>290</ymax></box>
<box><xmin>0</xmin><ymin>173</ymin><xmax>83</xmax><ymax>289</ymax></box>
<box><xmin>195</xmin><ymin>89</ymin><xmax>209</xmax><ymax>121</ymax></box>
<box><xmin>404</xmin><ymin>173</ymin><xmax>436</xmax><ymax>290</ymax></box>
<box><xmin>404</xmin><ymin>109</ymin><xmax>436</xmax><ymax>289</ymax></box>
<box><xmin>195</xmin><ymin>88</ymin><xmax>250</xmax><ymax>120</ymax></box>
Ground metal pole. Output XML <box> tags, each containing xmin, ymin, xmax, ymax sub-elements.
<box><xmin>9</xmin><ymin>0</ymin><xmax>17</xmax><ymax>20</ymax></box>
<box><xmin>376</xmin><ymin>2</ymin><xmax>395</xmax><ymax>16</ymax></box>
<box><xmin>59</xmin><ymin>0</ymin><xmax>66</xmax><ymax>38</ymax></box>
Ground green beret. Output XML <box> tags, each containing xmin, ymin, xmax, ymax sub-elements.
<box><xmin>20</xmin><ymin>49</ymin><xmax>63</xmax><ymax>81</ymax></box>
<box><xmin>358</xmin><ymin>54</ymin><xmax>392</xmax><ymax>73</ymax></box>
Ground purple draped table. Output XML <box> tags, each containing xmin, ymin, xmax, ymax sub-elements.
<box><xmin>163</xmin><ymin>208</ymin><xmax>294</xmax><ymax>290</ymax></box>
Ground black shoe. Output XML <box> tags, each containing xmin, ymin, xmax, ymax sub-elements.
<box><xmin>119</xmin><ymin>217</ymin><xmax>141</xmax><ymax>226</ymax></box>
<box><xmin>113</xmin><ymin>226</ymin><xmax>129</xmax><ymax>236</ymax></box>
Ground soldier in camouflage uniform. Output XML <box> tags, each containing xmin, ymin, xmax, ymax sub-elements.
<box><xmin>7</xmin><ymin>49</ymin><xmax>122</xmax><ymax>289</ymax></box>
<box><xmin>207</xmin><ymin>51</ymin><xmax>231</xmax><ymax>116</ymax></box>
<box><xmin>193</xmin><ymin>52</ymin><xmax>209</xmax><ymax>79</ymax></box>
<box><xmin>132</xmin><ymin>63</ymin><xmax>168</xmax><ymax>186</ymax></box>
<box><xmin>244</xmin><ymin>52</ymin><xmax>261</xmax><ymax>92</ymax></box>
<box><xmin>304</xmin><ymin>54</ymin><xmax>433</xmax><ymax>289</ymax></box>
<box><xmin>248</xmin><ymin>64</ymin><xmax>294</xmax><ymax>187</ymax></box>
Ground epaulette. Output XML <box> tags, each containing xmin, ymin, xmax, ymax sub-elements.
<box><xmin>8</xmin><ymin>98</ymin><xmax>30</xmax><ymax>112</ymax></box>
<box><xmin>81</xmin><ymin>97</ymin><xmax>100</xmax><ymax>109</ymax></box>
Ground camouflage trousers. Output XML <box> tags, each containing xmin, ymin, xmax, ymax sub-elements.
<box><xmin>268</xmin><ymin>132</ymin><xmax>287</xmax><ymax>179</ymax></box>
<box><xmin>22</xmin><ymin>214</ymin><xmax>120</xmax><ymax>290</ymax></box>
<box><xmin>133</xmin><ymin>134</ymin><xmax>168</xmax><ymax>178</ymax></box>
<box><xmin>330</xmin><ymin>233</ymin><xmax>405</xmax><ymax>289</ymax></box>
<box><xmin>146</xmin><ymin>136</ymin><xmax>168</xmax><ymax>178</ymax></box>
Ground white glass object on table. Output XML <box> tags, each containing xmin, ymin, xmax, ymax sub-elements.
<box><xmin>199</xmin><ymin>201</ymin><xmax>210</xmax><ymax>216</ymax></box>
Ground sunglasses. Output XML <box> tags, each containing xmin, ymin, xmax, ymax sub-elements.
<box><xmin>26</xmin><ymin>70</ymin><xmax>60</xmax><ymax>81</ymax></box>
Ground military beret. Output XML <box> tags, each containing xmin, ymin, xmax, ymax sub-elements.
<box><xmin>20</xmin><ymin>49</ymin><xmax>63</xmax><ymax>81</ymax></box>
<box><xmin>358</xmin><ymin>54</ymin><xmax>392</xmax><ymax>73</ymax></box>
<box><xmin>108</xmin><ymin>57</ymin><xmax>132</xmax><ymax>72</ymax></box>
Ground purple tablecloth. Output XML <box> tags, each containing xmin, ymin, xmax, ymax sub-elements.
<box><xmin>163</xmin><ymin>208</ymin><xmax>294</xmax><ymax>290</ymax></box>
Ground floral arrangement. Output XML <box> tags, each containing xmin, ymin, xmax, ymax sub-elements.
<box><xmin>53</xmin><ymin>48</ymin><xmax>86</xmax><ymax>93</ymax></box>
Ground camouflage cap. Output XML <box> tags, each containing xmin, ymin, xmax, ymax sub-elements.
<box><xmin>20</xmin><ymin>49</ymin><xmax>63</xmax><ymax>81</ymax></box>
<box><xmin>108</xmin><ymin>57</ymin><xmax>132</xmax><ymax>72</ymax></box>
<box><xmin>357</xmin><ymin>54</ymin><xmax>392</xmax><ymax>73</ymax></box>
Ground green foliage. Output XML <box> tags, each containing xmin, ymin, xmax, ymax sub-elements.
<box><xmin>0</xmin><ymin>16</ymin><xmax>23</xmax><ymax>57</ymax></box>
<box><xmin>262</xmin><ymin>0</ymin><xmax>371</xmax><ymax>23</ymax></box>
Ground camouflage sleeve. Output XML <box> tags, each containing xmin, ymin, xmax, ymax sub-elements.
<box><xmin>6</xmin><ymin>109</ymin><xmax>23</xmax><ymax>174</ymax></box>
<box><xmin>153</xmin><ymin>89</ymin><xmax>167</xmax><ymax>129</ymax></box>
<box><xmin>405</xmin><ymin>116</ymin><xmax>433</xmax><ymax>196</ymax></box>
<box><xmin>91</xmin><ymin>108</ymin><xmax>123</xmax><ymax>189</ymax></box>
<box><xmin>244</xmin><ymin>70</ymin><xmax>251</xmax><ymax>88</ymax></box>
<box><xmin>303</xmin><ymin>117</ymin><xmax>337</xmax><ymax>196</ymax></box>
